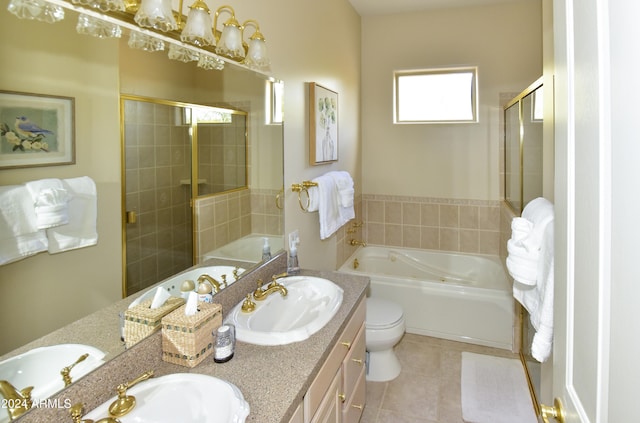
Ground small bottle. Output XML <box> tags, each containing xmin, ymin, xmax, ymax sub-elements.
<box><xmin>197</xmin><ymin>280</ymin><xmax>213</xmax><ymax>303</ymax></box>
<box><xmin>262</xmin><ymin>237</ymin><xmax>271</xmax><ymax>261</ymax></box>
<box><xmin>214</xmin><ymin>324</ymin><xmax>235</xmax><ymax>363</ymax></box>
<box><xmin>287</xmin><ymin>243</ymin><xmax>300</xmax><ymax>275</ymax></box>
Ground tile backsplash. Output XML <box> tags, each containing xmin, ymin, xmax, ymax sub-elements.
<box><xmin>361</xmin><ymin>194</ymin><xmax>501</xmax><ymax>255</ymax></box>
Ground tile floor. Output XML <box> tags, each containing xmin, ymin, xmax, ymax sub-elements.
<box><xmin>361</xmin><ymin>333</ymin><xmax>522</xmax><ymax>423</ymax></box>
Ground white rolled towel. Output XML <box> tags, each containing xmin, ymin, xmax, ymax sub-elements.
<box><xmin>506</xmin><ymin>238</ymin><xmax>538</xmax><ymax>286</ymax></box>
<box><xmin>511</xmin><ymin>217</ymin><xmax>533</xmax><ymax>242</ymax></box>
<box><xmin>25</xmin><ymin>178</ymin><xmax>70</xmax><ymax>229</ymax></box>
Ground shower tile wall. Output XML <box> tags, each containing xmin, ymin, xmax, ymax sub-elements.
<box><xmin>362</xmin><ymin>195</ymin><xmax>501</xmax><ymax>255</ymax></box>
<box><xmin>194</xmin><ymin>188</ymin><xmax>283</xmax><ymax>262</ymax></box>
<box><xmin>124</xmin><ymin>100</ymin><xmax>193</xmax><ymax>296</ymax></box>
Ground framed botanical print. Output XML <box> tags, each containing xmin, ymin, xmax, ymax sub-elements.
<box><xmin>309</xmin><ymin>83</ymin><xmax>338</xmax><ymax>165</ymax></box>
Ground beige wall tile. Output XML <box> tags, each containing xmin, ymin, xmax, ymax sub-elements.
<box><xmin>459</xmin><ymin>206</ymin><xmax>479</xmax><ymax>229</ymax></box>
<box><xmin>440</xmin><ymin>204</ymin><xmax>459</xmax><ymax>228</ymax></box>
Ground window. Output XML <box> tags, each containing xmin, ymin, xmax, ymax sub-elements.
<box><xmin>394</xmin><ymin>67</ymin><xmax>478</xmax><ymax>123</ymax></box>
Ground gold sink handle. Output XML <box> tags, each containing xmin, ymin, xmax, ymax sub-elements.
<box><xmin>61</xmin><ymin>353</ymin><xmax>89</xmax><ymax>387</ymax></box>
<box><xmin>108</xmin><ymin>370</ymin><xmax>154</xmax><ymax>418</ymax></box>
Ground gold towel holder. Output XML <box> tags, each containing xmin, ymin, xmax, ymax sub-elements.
<box><xmin>290</xmin><ymin>181</ymin><xmax>318</xmax><ymax>212</ymax></box>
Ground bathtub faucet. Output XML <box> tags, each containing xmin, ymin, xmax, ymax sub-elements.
<box><xmin>349</xmin><ymin>239</ymin><xmax>366</xmax><ymax>247</ymax></box>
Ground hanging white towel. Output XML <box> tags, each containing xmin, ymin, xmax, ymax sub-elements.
<box><xmin>25</xmin><ymin>178</ymin><xmax>70</xmax><ymax>229</ymax></box>
<box><xmin>328</xmin><ymin>171</ymin><xmax>355</xmax><ymax>224</ymax></box>
<box><xmin>46</xmin><ymin>176</ymin><xmax>98</xmax><ymax>253</ymax></box>
<box><xmin>509</xmin><ymin>197</ymin><xmax>555</xmax><ymax>362</ymax></box>
<box><xmin>311</xmin><ymin>172</ymin><xmax>355</xmax><ymax>240</ymax></box>
<box><xmin>0</xmin><ymin>185</ymin><xmax>48</xmax><ymax>265</ymax></box>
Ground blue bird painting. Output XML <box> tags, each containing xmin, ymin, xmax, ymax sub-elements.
<box><xmin>14</xmin><ymin>116</ymin><xmax>54</xmax><ymax>138</ymax></box>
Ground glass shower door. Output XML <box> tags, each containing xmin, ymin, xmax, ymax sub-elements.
<box><xmin>122</xmin><ymin>97</ymin><xmax>193</xmax><ymax>297</ymax></box>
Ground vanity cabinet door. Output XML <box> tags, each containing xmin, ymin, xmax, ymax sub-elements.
<box><xmin>310</xmin><ymin>368</ymin><xmax>342</xmax><ymax>423</ymax></box>
<box><xmin>342</xmin><ymin>324</ymin><xmax>366</xmax><ymax>400</ymax></box>
<box><xmin>342</xmin><ymin>370</ymin><xmax>366</xmax><ymax>423</ymax></box>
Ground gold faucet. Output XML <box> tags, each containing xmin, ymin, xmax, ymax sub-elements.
<box><xmin>107</xmin><ymin>370</ymin><xmax>154</xmax><ymax>418</ymax></box>
<box><xmin>0</xmin><ymin>380</ymin><xmax>33</xmax><ymax>420</ymax></box>
<box><xmin>61</xmin><ymin>353</ymin><xmax>89</xmax><ymax>387</ymax></box>
<box><xmin>197</xmin><ymin>274</ymin><xmax>225</xmax><ymax>293</ymax></box>
<box><xmin>70</xmin><ymin>403</ymin><xmax>121</xmax><ymax>423</ymax></box>
<box><xmin>253</xmin><ymin>275</ymin><xmax>288</xmax><ymax>301</ymax></box>
<box><xmin>349</xmin><ymin>239</ymin><xmax>366</xmax><ymax>247</ymax></box>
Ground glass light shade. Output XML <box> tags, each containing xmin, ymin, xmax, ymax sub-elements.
<box><xmin>7</xmin><ymin>0</ymin><xmax>64</xmax><ymax>23</ymax></box>
<box><xmin>197</xmin><ymin>54</ymin><xmax>224</xmax><ymax>71</ymax></box>
<box><xmin>168</xmin><ymin>44</ymin><xmax>199</xmax><ymax>63</ymax></box>
<box><xmin>134</xmin><ymin>0</ymin><xmax>177</xmax><ymax>32</ymax></box>
<box><xmin>180</xmin><ymin>6</ymin><xmax>214</xmax><ymax>47</ymax></box>
<box><xmin>76</xmin><ymin>14</ymin><xmax>122</xmax><ymax>38</ymax></box>
<box><xmin>71</xmin><ymin>0</ymin><xmax>125</xmax><ymax>12</ymax></box>
<box><xmin>215</xmin><ymin>24</ymin><xmax>245</xmax><ymax>60</ymax></box>
<box><xmin>128</xmin><ymin>31</ymin><xmax>165</xmax><ymax>52</ymax></box>
<box><xmin>244</xmin><ymin>38</ymin><xmax>270</xmax><ymax>70</ymax></box>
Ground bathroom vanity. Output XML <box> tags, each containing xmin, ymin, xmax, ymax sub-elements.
<box><xmin>9</xmin><ymin>253</ymin><xmax>369</xmax><ymax>423</ymax></box>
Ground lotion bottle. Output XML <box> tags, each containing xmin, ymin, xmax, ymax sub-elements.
<box><xmin>262</xmin><ymin>237</ymin><xmax>271</xmax><ymax>261</ymax></box>
<box><xmin>287</xmin><ymin>233</ymin><xmax>300</xmax><ymax>275</ymax></box>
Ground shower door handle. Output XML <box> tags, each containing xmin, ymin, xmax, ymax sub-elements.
<box><xmin>125</xmin><ymin>211</ymin><xmax>137</xmax><ymax>224</ymax></box>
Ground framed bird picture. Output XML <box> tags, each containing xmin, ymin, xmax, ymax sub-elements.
<box><xmin>0</xmin><ymin>90</ymin><xmax>75</xmax><ymax>169</ymax></box>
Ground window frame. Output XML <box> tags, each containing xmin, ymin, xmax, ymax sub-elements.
<box><xmin>393</xmin><ymin>66</ymin><xmax>479</xmax><ymax>124</ymax></box>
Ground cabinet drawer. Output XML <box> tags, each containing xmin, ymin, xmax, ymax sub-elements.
<box><xmin>342</xmin><ymin>369</ymin><xmax>366</xmax><ymax>423</ymax></box>
<box><xmin>343</xmin><ymin>323</ymin><xmax>366</xmax><ymax>398</ymax></box>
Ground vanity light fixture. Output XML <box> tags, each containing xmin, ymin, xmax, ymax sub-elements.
<box><xmin>76</xmin><ymin>13</ymin><xmax>122</xmax><ymax>38</ymax></box>
<box><xmin>134</xmin><ymin>0</ymin><xmax>177</xmax><ymax>32</ymax></box>
<box><xmin>242</xmin><ymin>19</ymin><xmax>270</xmax><ymax>71</ymax></box>
<box><xmin>6</xmin><ymin>0</ymin><xmax>272</xmax><ymax>72</ymax></box>
<box><xmin>128</xmin><ymin>30</ymin><xmax>165</xmax><ymax>51</ymax></box>
<box><xmin>168</xmin><ymin>42</ymin><xmax>200</xmax><ymax>62</ymax></box>
<box><xmin>180</xmin><ymin>0</ymin><xmax>215</xmax><ymax>47</ymax></box>
<box><xmin>214</xmin><ymin>5</ymin><xmax>244</xmax><ymax>60</ymax></box>
<box><xmin>7</xmin><ymin>0</ymin><xmax>64</xmax><ymax>23</ymax></box>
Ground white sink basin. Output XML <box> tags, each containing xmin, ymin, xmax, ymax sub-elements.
<box><xmin>0</xmin><ymin>344</ymin><xmax>105</xmax><ymax>423</ymax></box>
<box><xmin>129</xmin><ymin>265</ymin><xmax>245</xmax><ymax>308</ymax></box>
<box><xmin>84</xmin><ymin>373</ymin><xmax>249</xmax><ymax>423</ymax></box>
<box><xmin>226</xmin><ymin>276</ymin><xmax>344</xmax><ymax>346</ymax></box>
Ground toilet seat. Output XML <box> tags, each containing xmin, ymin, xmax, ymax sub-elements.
<box><xmin>366</xmin><ymin>297</ymin><xmax>404</xmax><ymax>330</ymax></box>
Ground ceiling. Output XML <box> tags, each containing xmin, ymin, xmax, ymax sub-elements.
<box><xmin>348</xmin><ymin>0</ymin><xmax>532</xmax><ymax>16</ymax></box>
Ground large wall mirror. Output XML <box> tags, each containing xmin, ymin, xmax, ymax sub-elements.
<box><xmin>0</xmin><ymin>4</ymin><xmax>283</xmax><ymax>411</ymax></box>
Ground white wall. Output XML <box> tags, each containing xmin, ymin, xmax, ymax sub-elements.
<box><xmin>361</xmin><ymin>1</ymin><xmax>542</xmax><ymax>200</ymax></box>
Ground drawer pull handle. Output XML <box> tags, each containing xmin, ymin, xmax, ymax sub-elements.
<box><xmin>352</xmin><ymin>404</ymin><xmax>363</xmax><ymax>410</ymax></box>
<box><xmin>338</xmin><ymin>393</ymin><xmax>346</xmax><ymax>403</ymax></box>
<box><xmin>341</xmin><ymin>341</ymin><xmax>351</xmax><ymax>348</ymax></box>
<box><xmin>351</xmin><ymin>358</ymin><xmax>363</xmax><ymax>365</ymax></box>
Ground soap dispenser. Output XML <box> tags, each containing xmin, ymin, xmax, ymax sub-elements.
<box><xmin>287</xmin><ymin>231</ymin><xmax>300</xmax><ymax>275</ymax></box>
<box><xmin>262</xmin><ymin>237</ymin><xmax>271</xmax><ymax>261</ymax></box>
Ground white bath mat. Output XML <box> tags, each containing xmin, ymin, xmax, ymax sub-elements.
<box><xmin>461</xmin><ymin>352</ymin><xmax>537</xmax><ymax>423</ymax></box>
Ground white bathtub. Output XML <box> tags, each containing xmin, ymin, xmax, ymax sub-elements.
<box><xmin>338</xmin><ymin>246</ymin><xmax>514</xmax><ymax>350</ymax></box>
<box><xmin>203</xmin><ymin>234</ymin><xmax>284</xmax><ymax>263</ymax></box>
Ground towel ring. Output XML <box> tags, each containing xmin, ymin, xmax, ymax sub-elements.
<box><xmin>297</xmin><ymin>187</ymin><xmax>310</xmax><ymax>212</ymax></box>
<box><xmin>275</xmin><ymin>188</ymin><xmax>284</xmax><ymax>210</ymax></box>
<box><xmin>291</xmin><ymin>181</ymin><xmax>318</xmax><ymax>213</ymax></box>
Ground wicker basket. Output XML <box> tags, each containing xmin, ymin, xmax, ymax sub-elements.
<box><xmin>123</xmin><ymin>297</ymin><xmax>185</xmax><ymax>348</ymax></box>
<box><xmin>161</xmin><ymin>302</ymin><xmax>222</xmax><ymax>368</ymax></box>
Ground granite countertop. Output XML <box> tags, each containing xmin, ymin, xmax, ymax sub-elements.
<box><xmin>14</xmin><ymin>256</ymin><xmax>369</xmax><ymax>423</ymax></box>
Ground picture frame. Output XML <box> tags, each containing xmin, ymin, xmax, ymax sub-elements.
<box><xmin>0</xmin><ymin>90</ymin><xmax>75</xmax><ymax>169</ymax></box>
<box><xmin>309</xmin><ymin>82</ymin><xmax>338</xmax><ymax>165</ymax></box>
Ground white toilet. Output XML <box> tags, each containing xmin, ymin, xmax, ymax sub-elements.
<box><xmin>365</xmin><ymin>297</ymin><xmax>405</xmax><ymax>382</ymax></box>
